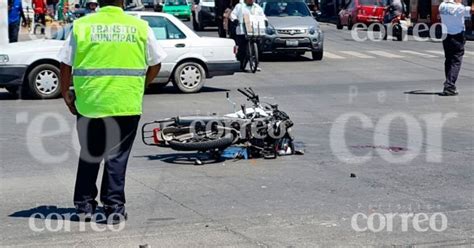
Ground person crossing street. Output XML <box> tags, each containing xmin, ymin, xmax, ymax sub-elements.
<box><xmin>58</xmin><ymin>0</ymin><xmax>167</xmax><ymax>224</ymax></box>
<box><xmin>230</xmin><ymin>0</ymin><xmax>265</xmax><ymax>71</ymax></box>
<box><xmin>438</xmin><ymin>0</ymin><xmax>474</xmax><ymax>96</ymax></box>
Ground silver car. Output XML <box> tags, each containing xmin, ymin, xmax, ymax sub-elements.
<box><xmin>260</xmin><ymin>0</ymin><xmax>324</xmax><ymax>60</ymax></box>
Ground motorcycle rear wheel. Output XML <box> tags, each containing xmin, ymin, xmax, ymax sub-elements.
<box><xmin>169</xmin><ymin>133</ymin><xmax>235</xmax><ymax>151</ymax></box>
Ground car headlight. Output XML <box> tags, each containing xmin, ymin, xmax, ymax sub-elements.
<box><xmin>266</xmin><ymin>26</ymin><xmax>275</xmax><ymax>35</ymax></box>
<box><xmin>309</xmin><ymin>26</ymin><xmax>316</xmax><ymax>35</ymax></box>
<box><xmin>0</xmin><ymin>55</ymin><xmax>9</xmax><ymax>64</ymax></box>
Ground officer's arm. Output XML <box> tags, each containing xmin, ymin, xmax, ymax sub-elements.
<box><xmin>145</xmin><ymin>64</ymin><xmax>161</xmax><ymax>87</ymax></box>
<box><xmin>60</xmin><ymin>63</ymin><xmax>77</xmax><ymax>115</ymax></box>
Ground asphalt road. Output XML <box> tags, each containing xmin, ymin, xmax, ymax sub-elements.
<box><xmin>1</xmin><ymin>21</ymin><xmax>474</xmax><ymax>247</ymax></box>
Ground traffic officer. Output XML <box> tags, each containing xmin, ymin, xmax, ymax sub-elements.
<box><xmin>58</xmin><ymin>0</ymin><xmax>167</xmax><ymax>224</ymax></box>
<box><xmin>438</xmin><ymin>0</ymin><xmax>473</xmax><ymax>96</ymax></box>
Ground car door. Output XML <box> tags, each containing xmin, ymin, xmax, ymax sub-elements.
<box><xmin>141</xmin><ymin>15</ymin><xmax>191</xmax><ymax>82</ymax></box>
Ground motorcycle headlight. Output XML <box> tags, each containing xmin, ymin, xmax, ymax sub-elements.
<box><xmin>0</xmin><ymin>55</ymin><xmax>9</xmax><ymax>64</ymax></box>
<box><xmin>266</xmin><ymin>26</ymin><xmax>275</xmax><ymax>35</ymax></box>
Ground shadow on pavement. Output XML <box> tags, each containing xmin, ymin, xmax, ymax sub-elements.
<box><xmin>0</xmin><ymin>86</ymin><xmax>229</xmax><ymax>100</ymax></box>
<box><xmin>146</xmin><ymin>86</ymin><xmax>229</xmax><ymax>95</ymax></box>
<box><xmin>260</xmin><ymin>53</ymin><xmax>313</xmax><ymax>62</ymax></box>
<box><xmin>135</xmin><ymin>152</ymin><xmax>225</xmax><ymax>165</ymax></box>
<box><xmin>0</xmin><ymin>92</ymin><xmax>20</xmax><ymax>100</ymax></box>
<box><xmin>9</xmin><ymin>205</ymin><xmax>112</xmax><ymax>224</ymax></box>
<box><xmin>404</xmin><ymin>90</ymin><xmax>442</xmax><ymax>95</ymax></box>
<box><xmin>9</xmin><ymin>205</ymin><xmax>77</xmax><ymax>219</ymax></box>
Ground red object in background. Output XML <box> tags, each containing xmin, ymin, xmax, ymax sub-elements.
<box><xmin>33</xmin><ymin>0</ymin><xmax>46</xmax><ymax>14</ymax></box>
<box><xmin>337</xmin><ymin>0</ymin><xmax>385</xmax><ymax>29</ymax></box>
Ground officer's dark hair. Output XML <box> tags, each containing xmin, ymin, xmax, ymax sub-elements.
<box><xmin>99</xmin><ymin>0</ymin><xmax>123</xmax><ymax>7</ymax></box>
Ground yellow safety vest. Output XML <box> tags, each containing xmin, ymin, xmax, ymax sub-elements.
<box><xmin>72</xmin><ymin>6</ymin><xmax>149</xmax><ymax>118</ymax></box>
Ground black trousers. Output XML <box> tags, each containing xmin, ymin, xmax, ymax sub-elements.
<box><xmin>235</xmin><ymin>35</ymin><xmax>247</xmax><ymax>68</ymax></box>
<box><xmin>442</xmin><ymin>32</ymin><xmax>465</xmax><ymax>91</ymax></box>
<box><xmin>74</xmin><ymin>115</ymin><xmax>140</xmax><ymax>212</ymax></box>
<box><xmin>8</xmin><ymin>21</ymin><xmax>20</xmax><ymax>43</ymax></box>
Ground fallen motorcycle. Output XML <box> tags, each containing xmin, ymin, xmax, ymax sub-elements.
<box><xmin>142</xmin><ymin>88</ymin><xmax>301</xmax><ymax>163</ymax></box>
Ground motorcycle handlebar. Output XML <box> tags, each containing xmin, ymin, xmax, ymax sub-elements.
<box><xmin>238</xmin><ymin>88</ymin><xmax>252</xmax><ymax>99</ymax></box>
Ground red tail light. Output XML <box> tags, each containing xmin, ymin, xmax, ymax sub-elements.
<box><xmin>233</xmin><ymin>46</ymin><xmax>238</xmax><ymax>55</ymax></box>
<box><xmin>152</xmin><ymin>127</ymin><xmax>161</xmax><ymax>144</ymax></box>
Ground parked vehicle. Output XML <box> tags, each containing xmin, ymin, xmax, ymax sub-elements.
<box><xmin>192</xmin><ymin>0</ymin><xmax>217</xmax><ymax>31</ymax></box>
<box><xmin>337</xmin><ymin>0</ymin><xmax>385</xmax><ymax>30</ymax></box>
<box><xmin>163</xmin><ymin>0</ymin><xmax>192</xmax><ymax>21</ymax></box>
<box><xmin>260</xmin><ymin>0</ymin><xmax>324</xmax><ymax>60</ymax></box>
<box><xmin>0</xmin><ymin>12</ymin><xmax>239</xmax><ymax>98</ymax></box>
<box><xmin>142</xmin><ymin>88</ymin><xmax>298</xmax><ymax>163</ymax></box>
<box><xmin>142</xmin><ymin>0</ymin><xmax>159</xmax><ymax>11</ymax></box>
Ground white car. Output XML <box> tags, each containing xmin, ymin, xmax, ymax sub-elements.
<box><xmin>0</xmin><ymin>12</ymin><xmax>239</xmax><ymax>99</ymax></box>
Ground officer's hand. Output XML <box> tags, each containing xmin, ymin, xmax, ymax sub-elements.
<box><xmin>64</xmin><ymin>94</ymin><xmax>77</xmax><ymax>115</ymax></box>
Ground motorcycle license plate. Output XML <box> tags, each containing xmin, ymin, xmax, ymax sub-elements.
<box><xmin>286</xmin><ymin>40</ymin><xmax>299</xmax><ymax>47</ymax></box>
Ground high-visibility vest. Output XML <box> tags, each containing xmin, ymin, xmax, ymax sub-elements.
<box><xmin>72</xmin><ymin>6</ymin><xmax>149</xmax><ymax>118</ymax></box>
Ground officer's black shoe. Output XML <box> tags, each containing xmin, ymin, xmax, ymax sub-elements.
<box><xmin>104</xmin><ymin>205</ymin><xmax>127</xmax><ymax>225</ymax></box>
<box><xmin>439</xmin><ymin>89</ymin><xmax>459</xmax><ymax>96</ymax></box>
<box><xmin>72</xmin><ymin>203</ymin><xmax>96</xmax><ymax>222</ymax></box>
<box><xmin>105</xmin><ymin>212</ymin><xmax>128</xmax><ymax>225</ymax></box>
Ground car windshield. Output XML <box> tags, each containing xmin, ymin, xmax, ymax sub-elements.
<box><xmin>165</xmin><ymin>0</ymin><xmax>187</xmax><ymax>5</ymax></box>
<box><xmin>359</xmin><ymin>0</ymin><xmax>384</xmax><ymax>6</ymax></box>
<box><xmin>263</xmin><ymin>0</ymin><xmax>311</xmax><ymax>17</ymax></box>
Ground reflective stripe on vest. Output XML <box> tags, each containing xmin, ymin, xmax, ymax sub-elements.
<box><xmin>73</xmin><ymin>68</ymin><xmax>147</xmax><ymax>77</ymax></box>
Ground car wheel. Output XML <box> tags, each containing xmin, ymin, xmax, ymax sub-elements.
<box><xmin>312</xmin><ymin>50</ymin><xmax>323</xmax><ymax>61</ymax></box>
<box><xmin>173</xmin><ymin>62</ymin><xmax>205</xmax><ymax>93</ymax></box>
<box><xmin>27</xmin><ymin>64</ymin><xmax>61</xmax><ymax>99</ymax></box>
<box><xmin>336</xmin><ymin>18</ymin><xmax>343</xmax><ymax>30</ymax></box>
<box><xmin>347</xmin><ymin>17</ymin><xmax>353</xmax><ymax>30</ymax></box>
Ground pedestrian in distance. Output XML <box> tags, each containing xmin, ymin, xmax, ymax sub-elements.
<box><xmin>438</xmin><ymin>0</ymin><xmax>474</xmax><ymax>96</ymax></box>
<box><xmin>32</xmin><ymin>0</ymin><xmax>47</xmax><ymax>34</ymax></box>
<box><xmin>7</xmin><ymin>0</ymin><xmax>27</xmax><ymax>43</ymax></box>
<box><xmin>58</xmin><ymin>0</ymin><xmax>167</xmax><ymax>224</ymax></box>
<box><xmin>230</xmin><ymin>0</ymin><xmax>265</xmax><ymax>71</ymax></box>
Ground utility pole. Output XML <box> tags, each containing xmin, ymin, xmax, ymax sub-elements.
<box><xmin>0</xmin><ymin>0</ymin><xmax>9</xmax><ymax>45</ymax></box>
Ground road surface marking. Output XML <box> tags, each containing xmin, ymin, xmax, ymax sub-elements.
<box><xmin>426</xmin><ymin>50</ymin><xmax>445</xmax><ymax>56</ymax></box>
<box><xmin>324</xmin><ymin>52</ymin><xmax>345</xmax><ymax>59</ymax></box>
<box><xmin>339</xmin><ymin>51</ymin><xmax>375</xmax><ymax>58</ymax></box>
<box><xmin>399</xmin><ymin>50</ymin><xmax>437</xmax><ymax>58</ymax></box>
<box><xmin>464</xmin><ymin>51</ymin><xmax>474</xmax><ymax>57</ymax></box>
<box><xmin>367</xmin><ymin>50</ymin><xmax>404</xmax><ymax>58</ymax></box>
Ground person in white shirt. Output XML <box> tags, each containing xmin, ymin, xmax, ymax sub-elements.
<box><xmin>230</xmin><ymin>0</ymin><xmax>265</xmax><ymax>71</ymax></box>
<box><xmin>438</xmin><ymin>0</ymin><xmax>473</xmax><ymax>96</ymax></box>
